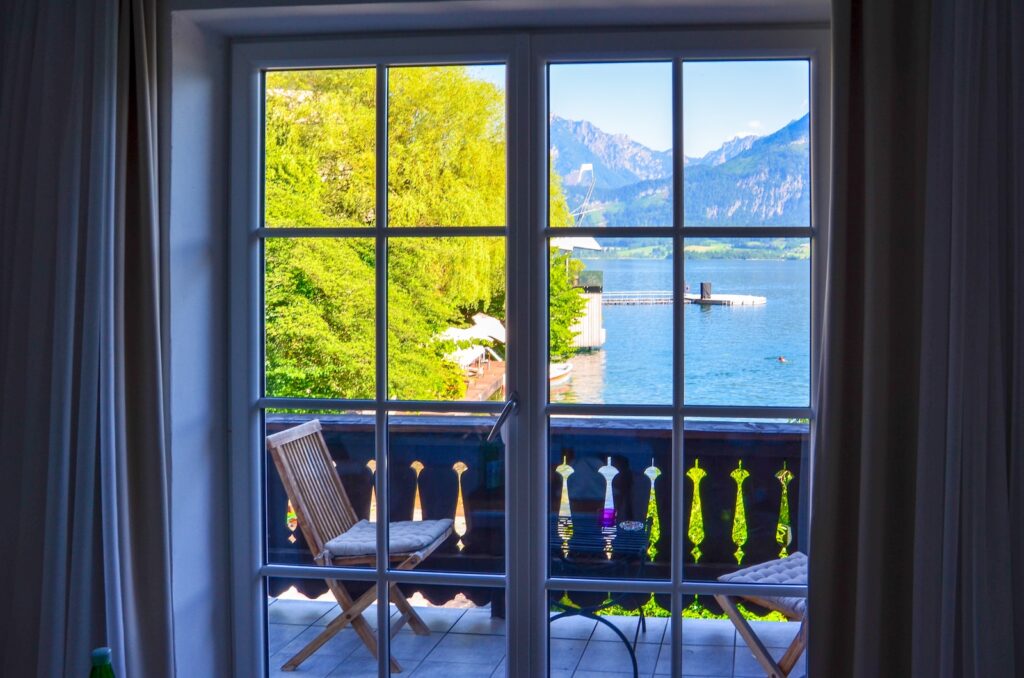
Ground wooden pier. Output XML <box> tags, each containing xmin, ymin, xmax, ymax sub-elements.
<box><xmin>464</xmin><ymin>360</ymin><xmax>506</xmax><ymax>401</ymax></box>
<box><xmin>602</xmin><ymin>290</ymin><xmax>766</xmax><ymax>306</ymax></box>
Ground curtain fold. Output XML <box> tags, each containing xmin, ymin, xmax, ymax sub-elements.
<box><xmin>813</xmin><ymin>0</ymin><xmax>1023</xmax><ymax>676</ymax></box>
<box><xmin>0</xmin><ymin>1</ymin><xmax>175</xmax><ymax>676</ymax></box>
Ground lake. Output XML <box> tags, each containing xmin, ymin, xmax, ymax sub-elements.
<box><xmin>554</xmin><ymin>257</ymin><xmax>810</xmax><ymax>407</ymax></box>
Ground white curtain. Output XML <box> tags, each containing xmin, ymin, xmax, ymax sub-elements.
<box><xmin>812</xmin><ymin>0</ymin><xmax>1023</xmax><ymax>675</ymax></box>
<box><xmin>0</xmin><ymin>1</ymin><xmax>175</xmax><ymax>676</ymax></box>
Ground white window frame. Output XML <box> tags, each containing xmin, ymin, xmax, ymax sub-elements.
<box><xmin>230</xmin><ymin>27</ymin><xmax>829</xmax><ymax>678</ymax></box>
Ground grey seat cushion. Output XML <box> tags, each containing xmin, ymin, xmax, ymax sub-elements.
<box><xmin>325</xmin><ymin>519</ymin><xmax>453</xmax><ymax>557</ymax></box>
<box><xmin>718</xmin><ymin>552</ymin><xmax>807</xmax><ymax>619</ymax></box>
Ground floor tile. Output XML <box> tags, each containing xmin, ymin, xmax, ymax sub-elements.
<box><xmin>344</xmin><ymin>630</ymin><xmax>444</xmax><ymax>663</ymax></box>
<box><xmin>411</xmin><ymin>661</ymin><xmax>497</xmax><ymax>678</ymax></box>
<box><xmin>269</xmin><ymin>623</ymin><xmax>309</xmax><ymax>656</ymax></box>
<box><xmin>681</xmin><ymin>644</ymin><xmax>734</xmax><ymax>676</ymax></box>
<box><xmin>405</xmin><ymin>606</ymin><xmax>467</xmax><ymax>634</ymax></box>
<box><xmin>681</xmin><ymin>619</ymin><xmax>738</xmax><ymax>647</ymax></box>
<box><xmin>575</xmin><ymin>639</ymin><xmax>661</xmax><ymax>676</ymax></box>
<box><xmin>270</xmin><ymin>599</ymin><xmax>336</xmax><ymax>626</ymax></box>
<box><xmin>655</xmin><ymin>644</ymin><xmax>671</xmax><ymax>675</ymax></box>
<box><xmin>549</xmin><ymin>638</ymin><xmax>587</xmax><ymax>672</ymax></box>
<box><xmin>277</xmin><ymin>625</ymin><xmax>364</xmax><ymax>659</ymax></box>
<box><xmin>268</xmin><ymin>651</ymin><xmax>343</xmax><ymax>678</ymax></box>
<box><xmin>449</xmin><ymin>608</ymin><xmax>507</xmax><ymax>635</ymax></box>
<box><xmin>732</xmin><ymin>643</ymin><xmax>805</xmax><ymax>677</ymax></box>
<box><xmin>491</xmin><ymin>656</ymin><xmax>507</xmax><ymax>676</ymax></box>
<box><xmin>744</xmin><ymin>621</ymin><xmax>801</xmax><ymax>649</ymax></box>
<box><xmin>325</xmin><ymin>657</ymin><xmax>418</xmax><ymax>677</ymax></box>
<box><xmin>590</xmin><ymin>614</ymin><xmax>668</xmax><ymax>644</ymax></box>
<box><xmin>316</xmin><ymin>603</ymin><xmax>390</xmax><ymax>629</ymax></box>
<box><xmin>425</xmin><ymin>632</ymin><xmax>506</xmax><ymax>668</ymax></box>
<box><xmin>549</xmin><ymin>613</ymin><xmax>598</xmax><ymax>640</ymax></box>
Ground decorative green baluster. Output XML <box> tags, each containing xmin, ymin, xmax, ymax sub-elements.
<box><xmin>775</xmin><ymin>462</ymin><xmax>794</xmax><ymax>558</ymax></box>
<box><xmin>453</xmin><ymin>461</ymin><xmax>468</xmax><ymax>551</ymax></box>
<box><xmin>730</xmin><ymin>461</ymin><xmax>750</xmax><ymax>564</ymax></box>
<box><xmin>286</xmin><ymin>500</ymin><xmax>298</xmax><ymax>543</ymax></box>
<box><xmin>685</xmin><ymin>460</ymin><xmax>707</xmax><ymax>562</ymax></box>
<box><xmin>555</xmin><ymin>457</ymin><xmax>575</xmax><ymax>556</ymax></box>
<box><xmin>643</xmin><ymin>461</ymin><xmax>661</xmax><ymax>561</ymax></box>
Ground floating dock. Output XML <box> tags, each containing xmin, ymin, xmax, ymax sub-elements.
<box><xmin>602</xmin><ymin>290</ymin><xmax>766</xmax><ymax>306</ymax></box>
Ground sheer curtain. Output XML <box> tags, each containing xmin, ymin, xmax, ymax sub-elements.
<box><xmin>811</xmin><ymin>0</ymin><xmax>1023</xmax><ymax>676</ymax></box>
<box><xmin>0</xmin><ymin>1</ymin><xmax>175</xmax><ymax>676</ymax></box>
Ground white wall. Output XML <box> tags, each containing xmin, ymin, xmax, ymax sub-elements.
<box><xmin>165</xmin><ymin>13</ymin><xmax>233</xmax><ymax>676</ymax></box>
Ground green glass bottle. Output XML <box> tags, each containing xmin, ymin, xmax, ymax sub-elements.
<box><xmin>90</xmin><ymin>647</ymin><xmax>115</xmax><ymax>678</ymax></box>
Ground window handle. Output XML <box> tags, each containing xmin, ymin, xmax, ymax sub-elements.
<box><xmin>487</xmin><ymin>392</ymin><xmax>519</xmax><ymax>442</ymax></box>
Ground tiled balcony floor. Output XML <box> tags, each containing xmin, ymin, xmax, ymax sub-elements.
<box><xmin>267</xmin><ymin>598</ymin><xmax>804</xmax><ymax>677</ymax></box>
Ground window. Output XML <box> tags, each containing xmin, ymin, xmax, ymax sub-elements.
<box><xmin>231</xmin><ymin>29</ymin><xmax>827</xmax><ymax>678</ymax></box>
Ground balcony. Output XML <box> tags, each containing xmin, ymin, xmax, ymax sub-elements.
<box><xmin>265</xmin><ymin>414</ymin><xmax>807</xmax><ymax>676</ymax></box>
<box><xmin>267</xmin><ymin>596</ymin><xmax>804</xmax><ymax>677</ymax></box>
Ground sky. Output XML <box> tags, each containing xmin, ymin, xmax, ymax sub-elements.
<box><xmin>469</xmin><ymin>60</ymin><xmax>809</xmax><ymax>157</ymax></box>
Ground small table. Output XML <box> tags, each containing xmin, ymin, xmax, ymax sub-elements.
<box><xmin>548</xmin><ymin>514</ymin><xmax>652</xmax><ymax>678</ymax></box>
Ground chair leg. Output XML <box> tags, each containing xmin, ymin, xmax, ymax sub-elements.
<box><xmin>281</xmin><ymin>580</ymin><xmax>402</xmax><ymax>673</ymax></box>
<box><xmin>714</xmin><ymin>594</ymin><xmax>786</xmax><ymax>678</ymax></box>
<box><xmin>389</xmin><ymin>583</ymin><xmax>431</xmax><ymax>636</ymax></box>
<box><xmin>777</xmin><ymin>618</ymin><xmax>807</xmax><ymax>674</ymax></box>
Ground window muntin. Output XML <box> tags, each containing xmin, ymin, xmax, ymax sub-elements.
<box><xmin>244</xmin><ymin>38</ymin><xmax>823</xmax><ymax>678</ymax></box>
<box><xmin>683</xmin><ymin>60</ymin><xmax>811</xmax><ymax>227</ymax></box>
<box><xmin>264</xmin><ymin>68</ymin><xmax>377</xmax><ymax>228</ymax></box>
<box><xmin>683</xmin><ymin>237</ymin><xmax>811</xmax><ymax>407</ymax></box>
<box><xmin>548</xmin><ymin>62</ymin><xmax>674</xmax><ymax>228</ymax></box>
<box><xmin>387</xmin><ymin>65</ymin><xmax>507</xmax><ymax>227</ymax></box>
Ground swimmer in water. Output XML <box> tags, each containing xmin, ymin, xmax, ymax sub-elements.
<box><xmin>777</xmin><ymin>356</ymin><xmax>788</xmax><ymax>363</ymax></box>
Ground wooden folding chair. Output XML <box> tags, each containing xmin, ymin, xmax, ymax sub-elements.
<box><xmin>267</xmin><ymin>419</ymin><xmax>453</xmax><ymax>673</ymax></box>
<box><xmin>713</xmin><ymin>552</ymin><xmax>807</xmax><ymax>678</ymax></box>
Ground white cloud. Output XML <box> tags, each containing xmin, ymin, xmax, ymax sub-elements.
<box><xmin>747</xmin><ymin>120</ymin><xmax>763</xmax><ymax>129</ymax></box>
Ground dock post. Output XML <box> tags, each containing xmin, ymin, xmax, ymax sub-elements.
<box><xmin>700</xmin><ymin>282</ymin><xmax>712</xmax><ymax>300</ymax></box>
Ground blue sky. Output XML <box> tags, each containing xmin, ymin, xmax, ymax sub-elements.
<box><xmin>469</xmin><ymin>60</ymin><xmax>809</xmax><ymax>157</ymax></box>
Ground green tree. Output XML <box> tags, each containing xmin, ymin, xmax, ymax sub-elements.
<box><xmin>264</xmin><ymin>66</ymin><xmax>585</xmax><ymax>400</ymax></box>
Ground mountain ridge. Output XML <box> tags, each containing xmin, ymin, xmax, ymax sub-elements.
<box><xmin>551</xmin><ymin>113</ymin><xmax>810</xmax><ymax>226</ymax></box>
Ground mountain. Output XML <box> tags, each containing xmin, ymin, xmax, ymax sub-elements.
<box><xmin>551</xmin><ymin>114</ymin><xmax>810</xmax><ymax>227</ymax></box>
<box><xmin>550</xmin><ymin>116</ymin><xmax>672</xmax><ymax>189</ymax></box>
<box><xmin>690</xmin><ymin>134</ymin><xmax>758</xmax><ymax>166</ymax></box>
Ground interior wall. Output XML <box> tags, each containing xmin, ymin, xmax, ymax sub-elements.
<box><xmin>165</xmin><ymin>13</ymin><xmax>233</xmax><ymax>676</ymax></box>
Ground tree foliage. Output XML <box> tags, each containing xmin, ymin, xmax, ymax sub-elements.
<box><xmin>264</xmin><ymin>66</ymin><xmax>585</xmax><ymax>400</ymax></box>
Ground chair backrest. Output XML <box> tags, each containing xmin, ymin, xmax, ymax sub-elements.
<box><xmin>267</xmin><ymin>419</ymin><xmax>360</xmax><ymax>559</ymax></box>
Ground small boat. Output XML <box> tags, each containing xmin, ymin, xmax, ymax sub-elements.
<box><xmin>549</xmin><ymin>362</ymin><xmax>574</xmax><ymax>386</ymax></box>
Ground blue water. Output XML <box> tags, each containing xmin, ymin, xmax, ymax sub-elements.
<box><xmin>556</xmin><ymin>257</ymin><xmax>810</xmax><ymax>407</ymax></box>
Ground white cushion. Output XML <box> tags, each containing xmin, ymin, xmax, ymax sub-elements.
<box><xmin>718</xmin><ymin>552</ymin><xmax>807</xmax><ymax>619</ymax></box>
<box><xmin>325</xmin><ymin>519</ymin><xmax>453</xmax><ymax>557</ymax></box>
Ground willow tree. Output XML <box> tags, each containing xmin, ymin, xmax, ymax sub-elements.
<box><xmin>265</xmin><ymin>66</ymin><xmax>583</xmax><ymax>400</ymax></box>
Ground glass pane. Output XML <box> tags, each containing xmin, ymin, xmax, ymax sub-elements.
<box><xmin>683</xmin><ymin>238</ymin><xmax>810</xmax><ymax>406</ymax></box>
<box><xmin>388</xmin><ymin>585</ymin><xmax>506</xmax><ymax>675</ymax></box>
<box><xmin>387</xmin><ymin>65</ymin><xmax>506</xmax><ymax>227</ymax></box>
<box><xmin>683</xmin><ymin>60</ymin><xmax>811</xmax><ymax>226</ymax></box>
<box><xmin>388</xmin><ymin>237</ymin><xmax>506</xmax><ymax>401</ymax></box>
<box><xmin>548</xmin><ymin>62</ymin><xmax>673</xmax><ymax>227</ymax></box>
<box><xmin>548</xmin><ymin>416</ymin><xmax>672</xmax><ymax>581</ymax></box>
<box><xmin>267</xmin><ymin>576</ymin><xmax>387</xmax><ymax>676</ymax></box>
<box><xmin>388</xmin><ymin>412</ymin><xmax>505</xmax><ymax>573</ymax></box>
<box><xmin>549</xmin><ymin>237</ymin><xmax>673</xmax><ymax>404</ymax></box>
<box><xmin>548</xmin><ymin>587</ymin><xmax>669</xmax><ymax>676</ymax></box>
<box><xmin>681</xmin><ymin>418</ymin><xmax>809</xmax><ymax>580</ymax></box>
<box><xmin>265</xmin><ymin>412</ymin><xmax>376</xmax><ymax>568</ymax></box>
<box><xmin>264</xmin><ymin>68</ymin><xmax>376</xmax><ymax>228</ymax></box>
<box><xmin>264</xmin><ymin>237</ymin><xmax>376</xmax><ymax>400</ymax></box>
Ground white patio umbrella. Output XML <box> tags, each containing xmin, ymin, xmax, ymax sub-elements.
<box><xmin>470</xmin><ymin>312</ymin><xmax>506</xmax><ymax>343</ymax></box>
<box><xmin>551</xmin><ymin>236</ymin><xmax>602</xmax><ymax>252</ymax></box>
